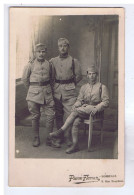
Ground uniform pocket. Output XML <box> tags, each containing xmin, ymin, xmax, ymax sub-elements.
<box><xmin>45</xmin><ymin>98</ymin><xmax>54</xmax><ymax>106</ymax></box>
<box><xmin>64</xmin><ymin>83</ymin><xmax>75</xmax><ymax>91</ymax></box>
<box><xmin>46</xmin><ymin>86</ymin><xmax>52</xmax><ymax>94</ymax></box>
<box><xmin>54</xmin><ymin>83</ymin><xmax>59</xmax><ymax>90</ymax></box>
<box><xmin>28</xmin><ymin>88</ymin><xmax>39</xmax><ymax>94</ymax></box>
<box><xmin>45</xmin><ymin>87</ymin><xmax>53</xmax><ymax>104</ymax></box>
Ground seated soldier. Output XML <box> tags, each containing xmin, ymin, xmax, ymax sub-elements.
<box><xmin>49</xmin><ymin>65</ymin><xmax>109</xmax><ymax>154</ymax></box>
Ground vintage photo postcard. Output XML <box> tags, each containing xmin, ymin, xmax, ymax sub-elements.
<box><xmin>9</xmin><ymin>7</ymin><xmax>124</xmax><ymax>187</ymax></box>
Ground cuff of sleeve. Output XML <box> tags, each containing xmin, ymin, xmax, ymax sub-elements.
<box><xmin>95</xmin><ymin>105</ymin><xmax>101</xmax><ymax>112</ymax></box>
<box><xmin>74</xmin><ymin>101</ymin><xmax>82</xmax><ymax>107</ymax></box>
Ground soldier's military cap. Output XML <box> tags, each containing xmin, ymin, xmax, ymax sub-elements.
<box><xmin>58</xmin><ymin>38</ymin><xmax>69</xmax><ymax>46</ymax></box>
<box><xmin>87</xmin><ymin>65</ymin><xmax>98</xmax><ymax>74</ymax></box>
<box><xmin>34</xmin><ymin>43</ymin><xmax>47</xmax><ymax>52</ymax></box>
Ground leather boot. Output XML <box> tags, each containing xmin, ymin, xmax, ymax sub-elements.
<box><xmin>66</xmin><ymin>131</ymin><xmax>79</xmax><ymax>154</ymax></box>
<box><xmin>49</xmin><ymin>128</ymin><xmax>64</xmax><ymax>138</ymax></box>
<box><xmin>45</xmin><ymin>120</ymin><xmax>53</xmax><ymax>145</ymax></box>
<box><xmin>51</xmin><ymin>138</ymin><xmax>61</xmax><ymax>148</ymax></box>
<box><xmin>64</xmin><ymin>128</ymin><xmax>72</xmax><ymax>147</ymax></box>
<box><xmin>46</xmin><ymin>136</ymin><xmax>61</xmax><ymax>148</ymax></box>
<box><xmin>33</xmin><ymin>137</ymin><xmax>40</xmax><ymax>147</ymax></box>
<box><xmin>64</xmin><ymin>136</ymin><xmax>72</xmax><ymax>147</ymax></box>
<box><xmin>45</xmin><ymin>116</ymin><xmax>61</xmax><ymax>148</ymax></box>
<box><xmin>32</xmin><ymin>120</ymin><xmax>40</xmax><ymax>147</ymax></box>
<box><xmin>55</xmin><ymin>113</ymin><xmax>64</xmax><ymax>144</ymax></box>
<box><xmin>46</xmin><ymin>136</ymin><xmax>52</xmax><ymax>146</ymax></box>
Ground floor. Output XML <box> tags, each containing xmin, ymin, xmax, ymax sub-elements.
<box><xmin>15</xmin><ymin>125</ymin><xmax>118</xmax><ymax>159</ymax></box>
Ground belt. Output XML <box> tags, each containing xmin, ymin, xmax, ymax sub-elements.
<box><xmin>55</xmin><ymin>78</ymin><xmax>74</xmax><ymax>84</ymax></box>
<box><xmin>30</xmin><ymin>80</ymin><xmax>50</xmax><ymax>86</ymax></box>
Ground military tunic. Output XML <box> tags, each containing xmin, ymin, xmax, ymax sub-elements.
<box><xmin>22</xmin><ymin>59</ymin><xmax>53</xmax><ymax>105</ymax></box>
<box><xmin>50</xmin><ymin>55</ymin><xmax>81</xmax><ymax>110</ymax></box>
<box><xmin>74</xmin><ymin>82</ymin><xmax>109</xmax><ymax>115</ymax></box>
<box><xmin>50</xmin><ymin>55</ymin><xmax>82</xmax><ymax>129</ymax></box>
<box><xmin>21</xmin><ymin>59</ymin><xmax>55</xmax><ymax>122</ymax></box>
<box><xmin>71</xmin><ymin>81</ymin><xmax>109</xmax><ymax>134</ymax></box>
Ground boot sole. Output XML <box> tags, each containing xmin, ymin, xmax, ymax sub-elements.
<box><xmin>51</xmin><ymin>142</ymin><xmax>61</xmax><ymax>148</ymax></box>
<box><xmin>49</xmin><ymin>134</ymin><xmax>62</xmax><ymax>139</ymax></box>
<box><xmin>66</xmin><ymin>148</ymin><xmax>79</xmax><ymax>154</ymax></box>
<box><xmin>46</xmin><ymin>142</ymin><xmax>61</xmax><ymax>148</ymax></box>
<box><xmin>33</xmin><ymin>144</ymin><xmax>40</xmax><ymax>147</ymax></box>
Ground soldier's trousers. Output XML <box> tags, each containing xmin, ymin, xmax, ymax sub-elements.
<box><xmin>54</xmin><ymin>96</ymin><xmax>76</xmax><ymax>140</ymax></box>
<box><xmin>60</xmin><ymin>105</ymin><xmax>95</xmax><ymax>145</ymax></box>
<box><xmin>61</xmin><ymin>104</ymin><xmax>95</xmax><ymax>131</ymax></box>
<box><xmin>27</xmin><ymin>100</ymin><xmax>55</xmax><ymax>138</ymax></box>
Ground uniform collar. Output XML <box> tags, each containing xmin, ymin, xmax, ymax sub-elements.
<box><xmin>59</xmin><ymin>53</ymin><xmax>69</xmax><ymax>59</ymax></box>
<box><xmin>88</xmin><ymin>81</ymin><xmax>97</xmax><ymax>86</ymax></box>
<box><xmin>36</xmin><ymin>58</ymin><xmax>45</xmax><ymax>63</ymax></box>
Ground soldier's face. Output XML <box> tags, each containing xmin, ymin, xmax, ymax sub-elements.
<box><xmin>58</xmin><ymin>42</ymin><xmax>69</xmax><ymax>55</ymax></box>
<box><xmin>87</xmin><ymin>72</ymin><xmax>97</xmax><ymax>83</ymax></box>
<box><xmin>35</xmin><ymin>50</ymin><xmax>46</xmax><ymax>60</ymax></box>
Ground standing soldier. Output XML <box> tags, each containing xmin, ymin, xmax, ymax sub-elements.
<box><xmin>50</xmin><ymin>38</ymin><xmax>82</xmax><ymax>147</ymax></box>
<box><xmin>21</xmin><ymin>43</ymin><xmax>59</xmax><ymax>148</ymax></box>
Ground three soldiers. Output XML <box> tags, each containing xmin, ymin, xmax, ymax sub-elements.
<box><xmin>22</xmin><ymin>39</ymin><xmax>109</xmax><ymax>154</ymax></box>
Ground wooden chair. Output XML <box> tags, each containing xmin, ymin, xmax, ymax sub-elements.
<box><xmin>84</xmin><ymin>111</ymin><xmax>104</xmax><ymax>152</ymax></box>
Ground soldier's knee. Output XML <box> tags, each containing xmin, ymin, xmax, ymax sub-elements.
<box><xmin>72</xmin><ymin>126</ymin><xmax>79</xmax><ymax>134</ymax></box>
<box><xmin>45</xmin><ymin>100</ymin><xmax>55</xmax><ymax>116</ymax></box>
<box><xmin>32</xmin><ymin>113</ymin><xmax>40</xmax><ymax>121</ymax></box>
<box><xmin>71</xmin><ymin>111</ymin><xmax>78</xmax><ymax>118</ymax></box>
<box><xmin>46</xmin><ymin>114</ymin><xmax>55</xmax><ymax>123</ymax></box>
<box><xmin>73</xmin><ymin>117</ymin><xmax>81</xmax><ymax>127</ymax></box>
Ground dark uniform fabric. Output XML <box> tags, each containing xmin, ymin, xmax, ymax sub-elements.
<box><xmin>50</xmin><ymin>55</ymin><xmax>82</xmax><ymax>140</ymax></box>
<box><xmin>22</xmin><ymin>59</ymin><xmax>55</xmax><ymax>139</ymax></box>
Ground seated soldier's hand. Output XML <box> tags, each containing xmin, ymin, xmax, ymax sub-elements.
<box><xmin>91</xmin><ymin>107</ymin><xmax>98</xmax><ymax>116</ymax></box>
<box><xmin>82</xmin><ymin>104</ymin><xmax>88</xmax><ymax>107</ymax></box>
<box><xmin>72</xmin><ymin>102</ymin><xmax>81</xmax><ymax>111</ymax></box>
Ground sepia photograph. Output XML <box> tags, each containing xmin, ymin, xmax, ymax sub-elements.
<box><xmin>9</xmin><ymin>7</ymin><xmax>124</xmax><ymax>187</ymax></box>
